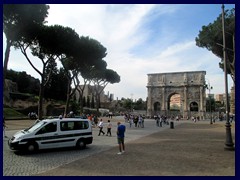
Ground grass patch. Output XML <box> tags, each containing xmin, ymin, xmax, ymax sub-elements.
<box><xmin>3</xmin><ymin>108</ymin><xmax>27</xmax><ymax>119</ymax></box>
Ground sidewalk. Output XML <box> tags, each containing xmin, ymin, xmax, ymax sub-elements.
<box><xmin>31</xmin><ymin>120</ymin><xmax>235</xmax><ymax>176</ymax></box>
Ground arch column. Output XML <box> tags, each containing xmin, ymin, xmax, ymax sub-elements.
<box><xmin>199</xmin><ymin>86</ymin><xmax>205</xmax><ymax>120</ymax></box>
<box><xmin>161</xmin><ymin>87</ymin><xmax>167</xmax><ymax>116</ymax></box>
<box><xmin>183</xmin><ymin>86</ymin><xmax>189</xmax><ymax>119</ymax></box>
<box><xmin>147</xmin><ymin>87</ymin><xmax>152</xmax><ymax>117</ymax></box>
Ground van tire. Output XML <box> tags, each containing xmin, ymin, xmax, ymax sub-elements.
<box><xmin>26</xmin><ymin>142</ymin><xmax>38</xmax><ymax>153</ymax></box>
<box><xmin>76</xmin><ymin>139</ymin><xmax>86</xmax><ymax>149</ymax></box>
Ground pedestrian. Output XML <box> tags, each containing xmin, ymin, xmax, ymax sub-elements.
<box><xmin>124</xmin><ymin>114</ymin><xmax>128</xmax><ymax>123</ymax></box>
<box><xmin>116</xmin><ymin>122</ymin><xmax>126</xmax><ymax>155</ymax></box>
<box><xmin>159</xmin><ymin>116</ymin><xmax>163</xmax><ymax>127</ymax></box>
<box><xmin>106</xmin><ymin>120</ymin><xmax>112</xmax><ymax>136</ymax></box>
<box><xmin>97</xmin><ymin>119</ymin><xmax>105</xmax><ymax>136</ymax></box>
<box><xmin>3</xmin><ymin>116</ymin><xmax>7</xmax><ymax>138</ymax></box>
<box><xmin>138</xmin><ymin>115</ymin><xmax>142</xmax><ymax>128</ymax></box>
<box><xmin>134</xmin><ymin>116</ymin><xmax>138</xmax><ymax>127</ymax></box>
<box><xmin>192</xmin><ymin>116</ymin><xmax>196</xmax><ymax>123</ymax></box>
<box><xmin>142</xmin><ymin>115</ymin><xmax>145</xmax><ymax>128</ymax></box>
<box><xmin>129</xmin><ymin>116</ymin><xmax>133</xmax><ymax>128</ymax></box>
<box><xmin>156</xmin><ymin>115</ymin><xmax>160</xmax><ymax>127</ymax></box>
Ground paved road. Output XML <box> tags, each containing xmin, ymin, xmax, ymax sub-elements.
<box><xmin>3</xmin><ymin>117</ymin><xmax>177</xmax><ymax>176</ymax></box>
<box><xmin>36</xmin><ymin>120</ymin><xmax>235</xmax><ymax>176</ymax></box>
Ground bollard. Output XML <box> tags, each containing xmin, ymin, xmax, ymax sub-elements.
<box><xmin>170</xmin><ymin>121</ymin><xmax>174</xmax><ymax>129</ymax></box>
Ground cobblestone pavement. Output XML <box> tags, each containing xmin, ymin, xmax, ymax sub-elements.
<box><xmin>3</xmin><ymin>117</ymin><xmax>173</xmax><ymax>176</ymax></box>
<box><xmin>3</xmin><ymin>117</ymin><xmax>235</xmax><ymax>176</ymax></box>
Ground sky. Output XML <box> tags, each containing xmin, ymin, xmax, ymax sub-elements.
<box><xmin>2</xmin><ymin>4</ymin><xmax>235</xmax><ymax>101</ymax></box>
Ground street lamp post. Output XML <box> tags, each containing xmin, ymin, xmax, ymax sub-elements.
<box><xmin>222</xmin><ymin>4</ymin><xmax>234</xmax><ymax>150</ymax></box>
<box><xmin>130</xmin><ymin>93</ymin><xmax>133</xmax><ymax>112</ymax></box>
<box><xmin>205</xmin><ymin>82</ymin><xmax>213</xmax><ymax>124</ymax></box>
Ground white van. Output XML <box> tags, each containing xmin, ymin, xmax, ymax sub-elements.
<box><xmin>8</xmin><ymin>118</ymin><xmax>93</xmax><ymax>152</ymax></box>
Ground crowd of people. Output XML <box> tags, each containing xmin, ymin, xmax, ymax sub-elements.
<box><xmin>123</xmin><ymin>113</ymin><xmax>145</xmax><ymax>128</ymax></box>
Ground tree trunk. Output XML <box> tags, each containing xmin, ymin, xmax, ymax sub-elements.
<box><xmin>64</xmin><ymin>79</ymin><xmax>72</xmax><ymax>116</ymax></box>
<box><xmin>3</xmin><ymin>39</ymin><xmax>11</xmax><ymax>90</ymax></box>
<box><xmin>95</xmin><ymin>93</ymin><xmax>101</xmax><ymax>112</ymax></box>
<box><xmin>79</xmin><ymin>94</ymin><xmax>83</xmax><ymax>114</ymax></box>
<box><xmin>38</xmin><ymin>82</ymin><xmax>44</xmax><ymax>120</ymax></box>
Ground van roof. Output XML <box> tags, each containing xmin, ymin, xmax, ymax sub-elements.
<box><xmin>42</xmin><ymin>118</ymin><xmax>89</xmax><ymax>123</ymax></box>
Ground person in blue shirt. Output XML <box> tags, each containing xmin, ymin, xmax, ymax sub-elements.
<box><xmin>117</xmin><ymin>122</ymin><xmax>126</xmax><ymax>155</ymax></box>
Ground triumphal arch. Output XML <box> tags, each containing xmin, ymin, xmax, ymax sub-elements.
<box><xmin>146</xmin><ymin>71</ymin><xmax>206</xmax><ymax>120</ymax></box>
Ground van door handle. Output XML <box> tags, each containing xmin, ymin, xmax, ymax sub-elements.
<box><xmin>54</xmin><ymin>133</ymin><xmax>58</xmax><ymax>136</ymax></box>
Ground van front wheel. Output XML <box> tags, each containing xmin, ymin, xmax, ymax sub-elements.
<box><xmin>76</xmin><ymin>139</ymin><xmax>86</xmax><ymax>149</ymax></box>
<box><xmin>26</xmin><ymin>142</ymin><xmax>38</xmax><ymax>153</ymax></box>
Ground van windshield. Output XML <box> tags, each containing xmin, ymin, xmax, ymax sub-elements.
<box><xmin>27</xmin><ymin>121</ymin><xmax>47</xmax><ymax>133</ymax></box>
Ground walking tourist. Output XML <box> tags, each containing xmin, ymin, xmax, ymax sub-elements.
<box><xmin>98</xmin><ymin>119</ymin><xmax>105</xmax><ymax>136</ymax></box>
<box><xmin>106</xmin><ymin>120</ymin><xmax>112</xmax><ymax>136</ymax></box>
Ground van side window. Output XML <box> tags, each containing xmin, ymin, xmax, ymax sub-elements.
<box><xmin>74</xmin><ymin>121</ymin><xmax>89</xmax><ymax>130</ymax></box>
<box><xmin>61</xmin><ymin>122</ymin><xmax>68</xmax><ymax>131</ymax></box>
<box><xmin>36</xmin><ymin>122</ymin><xmax>57</xmax><ymax>134</ymax></box>
<box><xmin>60</xmin><ymin>121</ymin><xmax>89</xmax><ymax>131</ymax></box>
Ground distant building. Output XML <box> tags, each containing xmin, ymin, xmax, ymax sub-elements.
<box><xmin>170</xmin><ymin>94</ymin><xmax>181</xmax><ymax>107</ymax></box>
<box><xmin>215</xmin><ymin>93</ymin><xmax>233</xmax><ymax>114</ymax></box>
<box><xmin>215</xmin><ymin>94</ymin><xmax>224</xmax><ymax>103</ymax></box>
<box><xmin>74</xmin><ymin>84</ymin><xmax>112</xmax><ymax>103</ymax></box>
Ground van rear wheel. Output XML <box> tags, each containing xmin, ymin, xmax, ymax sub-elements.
<box><xmin>76</xmin><ymin>139</ymin><xmax>86</xmax><ymax>149</ymax></box>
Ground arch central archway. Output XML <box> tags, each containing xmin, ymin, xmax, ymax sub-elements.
<box><xmin>146</xmin><ymin>71</ymin><xmax>206</xmax><ymax>120</ymax></box>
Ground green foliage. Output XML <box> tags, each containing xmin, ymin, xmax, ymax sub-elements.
<box><xmin>4</xmin><ymin>5</ymin><xmax>121</xmax><ymax>117</ymax></box>
<box><xmin>44</xmin><ymin>68</ymin><xmax>68</xmax><ymax>101</ymax></box>
<box><xmin>122</xmin><ymin>98</ymin><xmax>132</xmax><ymax>110</ymax></box>
<box><xmin>3</xmin><ymin>108</ymin><xmax>27</xmax><ymax>118</ymax></box>
<box><xmin>9</xmin><ymin>92</ymin><xmax>33</xmax><ymax>101</ymax></box>
<box><xmin>134</xmin><ymin>98</ymin><xmax>146</xmax><ymax>110</ymax></box>
<box><xmin>196</xmin><ymin>8</ymin><xmax>235</xmax><ymax>82</ymax></box>
<box><xmin>6</xmin><ymin>69</ymin><xmax>40</xmax><ymax>95</ymax></box>
<box><xmin>70</xmin><ymin>101</ymin><xmax>80</xmax><ymax>114</ymax></box>
<box><xmin>83</xmin><ymin>108</ymin><xmax>101</xmax><ymax>117</ymax></box>
<box><xmin>105</xmin><ymin>69</ymin><xmax>121</xmax><ymax>84</ymax></box>
<box><xmin>206</xmin><ymin>98</ymin><xmax>216</xmax><ymax>112</ymax></box>
<box><xmin>3</xmin><ymin>4</ymin><xmax>49</xmax><ymax>42</ymax></box>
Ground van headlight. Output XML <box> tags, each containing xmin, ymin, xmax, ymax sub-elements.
<box><xmin>10</xmin><ymin>136</ymin><xmax>15</xmax><ymax>141</ymax></box>
<box><xmin>10</xmin><ymin>136</ymin><xmax>21</xmax><ymax>142</ymax></box>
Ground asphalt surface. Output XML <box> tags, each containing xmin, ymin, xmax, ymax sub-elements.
<box><xmin>3</xmin><ymin>117</ymin><xmax>235</xmax><ymax>176</ymax></box>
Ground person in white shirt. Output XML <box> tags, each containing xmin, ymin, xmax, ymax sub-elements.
<box><xmin>98</xmin><ymin>119</ymin><xmax>105</xmax><ymax>136</ymax></box>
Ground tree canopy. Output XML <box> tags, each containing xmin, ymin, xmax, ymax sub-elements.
<box><xmin>195</xmin><ymin>8</ymin><xmax>235</xmax><ymax>83</ymax></box>
<box><xmin>3</xmin><ymin>4</ymin><xmax>121</xmax><ymax>116</ymax></box>
<box><xmin>3</xmin><ymin>4</ymin><xmax>49</xmax><ymax>89</ymax></box>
